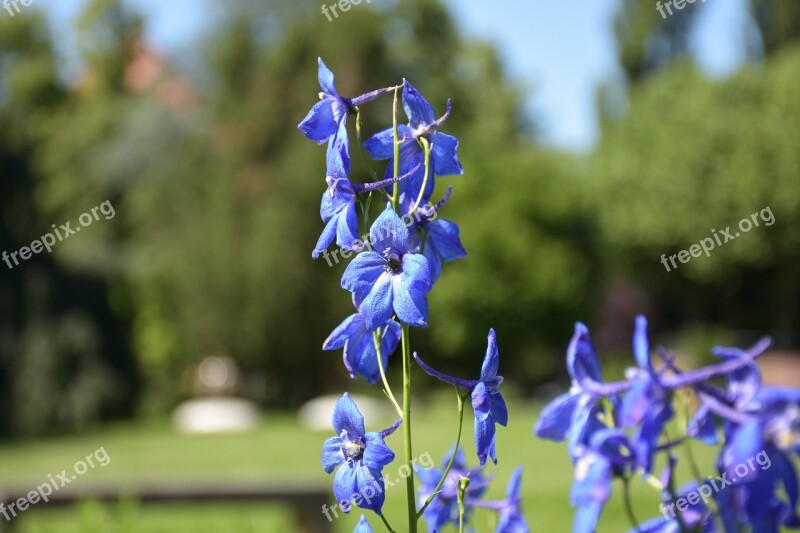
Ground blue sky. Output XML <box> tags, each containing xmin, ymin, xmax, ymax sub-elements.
<box><xmin>35</xmin><ymin>0</ymin><xmax>750</xmax><ymax>152</ymax></box>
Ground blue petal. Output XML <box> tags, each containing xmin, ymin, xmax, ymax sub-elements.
<box><xmin>633</xmin><ymin>315</ymin><xmax>650</xmax><ymax>370</ymax></box>
<box><xmin>567</xmin><ymin>322</ymin><xmax>603</xmax><ymax>383</ymax></box>
<box><xmin>363</xmin><ymin>124</ymin><xmax>415</xmax><ymax>161</ymax></box>
<box><xmin>322</xmin><ymin>436</ymin><xmax>344</xmax><ymax>473</ymax></box>
<box><xmin>341</xmin><ymin>251</ymin><xmax>385</xmax><ymax>294</ymax></box>
<box><xmin>363</xmin><ymin>432</ymin><xmax>395</xmax><ymax>471</ymax></box>
<box><xmin>507</xmin><ymin>466</ymin><xmax>524</xmax><ymax>499</ymax></box>
<box><xmin>391</xmin><ymin>282</ymin><xmax>428</xmax><ymax>327</ymax></box>
<box><xmin>327</xmin><ymin>116</ymin><xmax>351</xmax><ymax>174</ymax></box>
<box><xmin>298</xmin><ymin>99</ymin><xmax>338</xmax><ymax>141</ymax></box>
<box><xmin>354</xmin><ymin>515</ymin><xmax>374</xmax><ymax>533</ymax></box>
<box><xmin>726</xmin><ymin>420</ymin><xmax>763</xmax><ymax>481</ymax></box>
<box><xmin>333</xmin><ymin>393</ymin><xmax>365</xmax><ymax>438</ymax></box>
<box><xmin>355</xmin><ymin>467</ymin><xmax>385</xmax><ymax>513</ymax></box>
<box><xmin>481</xmin><ymin>329</ymin><xmax>500</xmax><ymax>380</ymax></box>
<box><xmin>426</xmin><ymin>218</ymin><xmax>466</xmax><ymax>261</ymax></box>
<box><xmin>400</xmin><ymin>254</ymin><xmax>432</xmax><ymax>292</ymax></box>
<box><xmin>333</xmin><ymin>462</ymin><xmax>359</xmax><ymax>511</ymax></box>
<box><xmin>572</xmin><ymin>501</ymin><xmax>605</xmax><ymax>533</ymax></box>
<box><xmin>313</xmin><ymin>214</ymin><xmax>339</xmax><ymax>259</ymax></box>
<box><xmin>323</xmin><ymin>314</ymin><xmax>362</xmax><ymax>351</ymax></box>
<box><xmin>535</xmin><ymin>392</ymin><xmax>581</xmax><ymax>441</ymax></box>
<box><xmin>472</xmin><ymin>382</ymin><xmax>491</xmax><ymax>422</ymax></box>
<box><xmin>402</xmin><ymin>80</ymin><xmax>436</xmax><ymax>129</ymax></box>
<box><xmin>431</xmin><ymin>132</ymin><xmax>463</xmax><ymax>176</ymax></box>
<box><xmin>687</xmin><ymin>404</ymin><xmax>718</xmax><ymax>445</ymax></box>
<box><xmin>619</xmin><ymin>375</ymin><xmax>651</xmax><ymax>428</ymax></box>
<box><xmin>474</xmin><ymin>406</ymin><xmax>498</xmax><ymax>465</ymax></box>
<box><xmin>317</xmin><ymin>57</ymin><xmax>338</xmax><ymax>96</ymax></box>
<box><xmin>359</xmin><ymin>272</ymin><xmax>395</xmax><ymax>331</ymax></box>
<box><xmin>491</xmin><ymin>390</ymin><xmax>509</xmax><ymax>427</ymax></box>
<box><xmin>370</xmin><ymin>208</ymin><xmax>411</xmax><ymax>253</ymax></box>
<box><xmin>336</xmin><ymin>200</ymin><xmax>360</xmax><ymax>250</ymax></box>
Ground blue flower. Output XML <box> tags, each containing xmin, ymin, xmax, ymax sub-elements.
<box><xmin>313</xmin><ymin>156</ymin><xmax>420</xmax><ymax>259</ymax></box>
<box><xmin>416</xmin><ymin>447</ymin><xmax>488</xmax><ymax>533</ymax></box>
<box><xmin>534</xmin><ymin>322</ymin><xmax>608</xmax><ymax>457</ymax></box>
<box><xmin>298</xmin><ymin>58</ymin><xmax>353</xmax><ymax>175</ymax></box>
<box><xmin>634</xmin><ymin>481</ymin><xmax>714</xmax><ymax>533</ymax></box>
<box><xmin>299</xmin><ymin>58</ymin><xmax>395</xmax><ymax>175</ymax></box>
<box><xmin>619</xmin><ymin>316</ymin><xmax>674</xmax><ymax>474</ymax></box>
<box><xmin>472</xmin><ymin>466</ymin><xmax>529</xmax><ymax>533</ymax></box>
<box><xmin>353</xmin><ymin>515</ymin><xmax>374</xmax><ymax>533</ymax></box>
<box><xmin>323</xmin><ymin>313</ymin><xmax>401</xmax><ymax>384</ymax></box>
<box><xmin>570</xmin><ymin>429</ymin><xmax>637</xmax><ymax>533</ymax></box>
<box><xmin>321</xmin><ymin>393</ymin><xmax>400</xmax><ymax>514</ymax></box>
<box><xmin>415</xmin><ymin>329</ymin><xmax>508</xmax><ymax>465</ymax></box>
<box><xmin>410</xmin><ymin>189</ymin><xmax>467</xmax><ymax>282</ymax></box>
<box><xmin>716</xmin><ymin>386</ymin><xmax>800</xmax><ymax>530</ymax></box>
<box><xmin>364</xmin><ymin>80</ymin><xmax>462</xmax><ymax>212</ymax></box>
<box><xmin>341</xmin><ymin>208</ymin><xmax>432</xmax><ymax>330</ymax></box>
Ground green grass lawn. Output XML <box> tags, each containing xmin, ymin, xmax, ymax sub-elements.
<box><xmin>0</xmin><ymin>392</ymin><xmax>718</xmax><ymax>532</ymax></box>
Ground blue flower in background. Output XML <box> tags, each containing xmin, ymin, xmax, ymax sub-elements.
<box><xmin>323</xmin><ymin>313</ymin><xmax>401</xmax><ymax>383</ymax></box>
<box><xmin>364</xmin><ymin>80</ymin><xmax>462</xmax><ymax>211</ymax></box>
<box><xmin>341</xmin><ymin>208</ymin><xmax>432</xmax><ymax>330</ymax></box>
<box><xmin>472</xmin><ymin>466</ymin><xmax>529</xmax><ymax>533</ymax></box>
<box><xmin>619</xmin><ymin>316</ymin><xmax>674</xmax><ymax>474</ymax></box>
<box><xmin>314</xmin><ymin>173</ymin><xmax>359</xmax><ymax>258</ymax></box>
<box><xmin>299</xmin><ymin>58</ymin><xmax>395</xmax><ymax>175</ymax></box>
<box><xmin>570</xmin><ymin>429</ymin><xmax>637</xmax><ymax>533</ymax></box>
<box><xmin>634</xmin><ymin>481</ymin><xmax>714</xmax><ymax>533</ymax></box>
<box><xmin>415</xmin><ymin>329</ymin><xmax>508</xmax><ymax>465</ymax></box>
<box><xmin>534</xmin><ymin>322</ymin><xmax>608</xmax><ymax>457</ymax></box>
<box><xmin>416</xmin><ymin>447</ymin><xmax>488</xmax><ymax>533</ymax></box>
<box><xmin>717</xmin><ymin>386</ymin><xmax>800</xmax><ymax>530</ymax></box>
<box><xmin>321</xmin><ymin>393</ymin><xmax>400</xmax><ymax>514</ymax></box>
<box><xmin>353</xmin><ymin>515</ymin><xmax>374</xmax><ymax>533</ymax></box>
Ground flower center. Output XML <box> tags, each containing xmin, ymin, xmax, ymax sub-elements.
<box><xmin>340</xmin><ymin>430</ymin><xmax>365</xmax><ymax>462</ymax></box>
<box><xmin>383</xmin><ymin>248</ymin><xmax>402</xmax><ymax>273</ymax></box>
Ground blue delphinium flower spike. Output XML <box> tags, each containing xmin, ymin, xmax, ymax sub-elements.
<box><xmin>353</xmin><ymin>515</ymin><xmax>374</xmax><ymax>533</ymax></box>
<box><xmin>414</xmin><ymin>329</ymin><xmax>508</xmax><ymax>465</ymax></box>
<box><xmin>321</xmin><ymin>393</ymin><xmax>400</xmax><ymax>514</ymax></box>
<box><xmin>570</xmin><ymin>429</ymin><xmax>637</xmax><ymax>533</ymax></box>
<box><xmin>299</xmin><ymin>58</ymin><xmax>395</xmax><ymax>175</ymax></box>
<box><xmin>619</xmin><ymin>316</ymin><xmax>674</xmax><ymax>474</ymax></box>
<box><xmin>323</xmin><ymin>314</ymin><xmax>401</xmax><ymax>383</ymax></box>
<box><xmin>534</xmin><ymin>322</ymin><xmax>608</xmax><ymax>457</ymax></box>
<box><xmin>341</xmin><ymin>207</ymin><xmax>432</xmax><ymax>330</ymax></box>
<box><xmin>364</xmin><ymin>80</ymin><xmax>462</xmax><ymax>211</ymax></box>
<box><xmin>471</xmin><ymin>466</ymin><xmax>529</xmax><ymax>532</ymax></box>
<box><xmin>416</xmin><ymin>447</ymin><xmax>488</xmax><ymax>532</ymax></box>
<box><xmin>716</xmin><ymin>386</ymin><xmax>800</xmax><ymax>529</ymax></box>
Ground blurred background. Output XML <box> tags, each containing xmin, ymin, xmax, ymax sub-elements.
<box><xmin>0</xmin><ymin>0</ymin><xmax>798</xmax><ymax>530</ymax></box>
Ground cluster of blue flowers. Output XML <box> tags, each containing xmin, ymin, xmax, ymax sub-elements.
<box><xmin>299</xmin><ymin>58</ymin><xmax>528</xmax><ymax>532</ymax></box>
<box><xmin>535</xmin><ymin>315</ymin><xmax>800</xmax><ymax>532</ymax></box>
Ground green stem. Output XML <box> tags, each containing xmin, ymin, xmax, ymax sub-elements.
<box><xmin>373</xmin><ymin>332</ymin><xmax>402</xmax><ymax>418</ymax></box>
<box><xmin>417</xmin><ymin>387</ymin><xmax>467</xmax><ymax>518</ymax></box>
<box><xmin>378</xmin><ymin>513</ymin><xmax>395</xmax><ymax>533</ymax></box>
<box><xmin>401</xmin><ymin>324</ymin><xmax>417</xmax><ymax>533</ymax></box>
<box><xmin>622</xmin><ymin>476</ymin><xmax>642</xmax><ymax>533</ymax></box>
<box><xmin>391</xmin><ymin>86</ymin><xmax>401</xmax><ymax>213</ymax></box>
<box><xmin>457</xmin><ymin>476</ymin><xmax>470</xmax><ymax>533</ymax></box>
<box><xmin>411</xmin><ymin>136</ymin><xmax>431</xmax><ymax>213</ymax></box>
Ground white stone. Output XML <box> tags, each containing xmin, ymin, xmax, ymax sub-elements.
<box><xmin>172</xmin><ymin>396</ymin><xmax>260</xmax><ymax>434</ymax></box>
